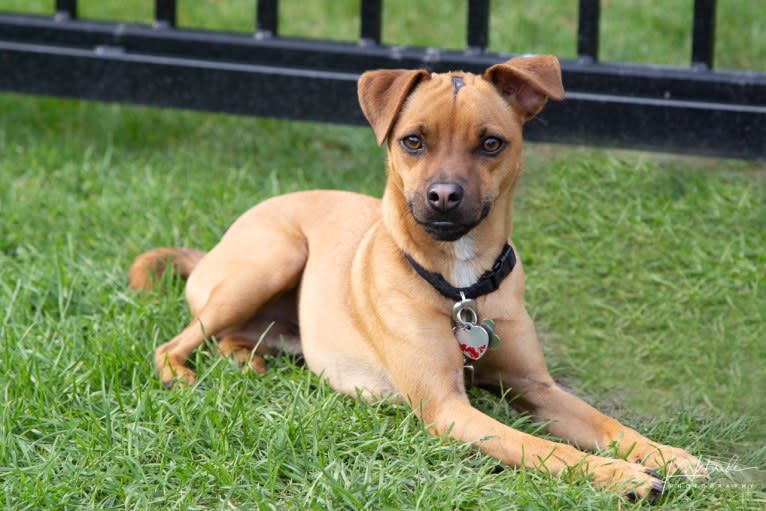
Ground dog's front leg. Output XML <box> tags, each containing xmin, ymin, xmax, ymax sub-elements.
<box><xmin>427</xmin><ymin>395</ymin><xmax>668</xmax><ymax>497</ymax></box>
<box><xmin>384</xmin><ymin>331</ymin><xmax>665</xmax><ymax>498</ymax></box>
<box><xmin>479</xmin><ymin>310</ymin><xmax>707</xmax><ymax>480</ymax></box>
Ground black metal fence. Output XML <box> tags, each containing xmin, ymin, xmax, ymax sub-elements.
<box><xmin>0</xmin><ymin>0</ymin><xmax>764</xmax><ymax>160</ymax></box>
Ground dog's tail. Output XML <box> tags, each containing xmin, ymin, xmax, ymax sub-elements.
<box><xmin>128</xmin><ymin>247</ymin><xmax>206</xmax><ymax>291</ymax></box>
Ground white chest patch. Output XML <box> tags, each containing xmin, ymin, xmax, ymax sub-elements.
<box><xmin>451</xmin><ymin>236</ymin><xmax>480</xmax><ymax>287</ymax></box>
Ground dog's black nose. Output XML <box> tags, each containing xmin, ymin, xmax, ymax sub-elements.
<box><xmin>427</xmin><ymin>182</ymin><xmax>464</xmax><ymax>212</ymax></box>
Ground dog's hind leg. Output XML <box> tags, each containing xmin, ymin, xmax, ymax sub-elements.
<box><xmin>154</xmin><ymin>226</ymin><xmax>307</xmax><ymax>386</ymax></box>
<box><xmin>216</xmin><ymin>290</ymin><xmax>301</xmax><ymax>374</ymax></box>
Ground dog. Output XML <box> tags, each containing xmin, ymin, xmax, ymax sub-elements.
<box><xmin>129</xmin><ymin>55</ymin><xmax>707</xmax><ymax>499</ymax></box>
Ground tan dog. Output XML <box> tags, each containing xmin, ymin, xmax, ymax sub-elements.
<box><xmin>129</xmin><ymin>55</ymin><xmax>706</xmax><ymax>499</ymax></box>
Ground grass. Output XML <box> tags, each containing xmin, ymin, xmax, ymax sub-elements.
<box><xmin>1</xmin><ymin>1</ymin><xmax>765</xmax><ymax>509</ymax></box>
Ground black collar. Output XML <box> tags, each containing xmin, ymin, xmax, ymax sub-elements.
<box><xmin>404</xmin><ymin>242</ymin><xmax>516</xmax><ymax>301</ymax></box>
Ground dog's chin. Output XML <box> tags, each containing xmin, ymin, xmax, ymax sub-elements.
<box><xmin>422</xmin><ymin>221</ymin><xmax>475</xmax><ymax>242</ymax></box>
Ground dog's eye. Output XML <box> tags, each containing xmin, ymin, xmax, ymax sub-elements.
<box><xmin>481</xmin><ymin>137</ymin><xmax>504</xmax><ymax>155</ymax></box>
<box><xmin>400</xmin><ymin>135</ymin><xmax>424</xmax><ymax>153</ymax></box>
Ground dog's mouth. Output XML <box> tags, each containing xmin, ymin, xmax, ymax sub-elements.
<box><xmin>421</xmin><ymin>221</ymin><xmax>475</xmax><ymax>241</ymax></box>
<box><xmin>411</xmin><ymin>202</ymin><xmax>492</xmax><ymax>242</ymax></box>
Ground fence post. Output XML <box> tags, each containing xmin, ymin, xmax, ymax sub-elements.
<box><xmin>692</xmin><ymin>0</ymin><xmax>716</xmax><ymax>69</ymax></box>
<box><xmin>360</xmin><ymin>0</ymin><xmax>382</xmax><ymax>45</ymax></box>
<box><xmin>577</xmin><ymin>0</ymin><xmax>600</xmax><ymax>63</ymax></box>
<box><xmin>154</xmin><ymin>0</ymin><xmax>176</xmax><ymax>28</ymax></box>
<box><xmin>467</xmin><ymin>0</ymin><xmax>490</xmax><ymax>53</ymax></box>
<box><xmin>257</xmin><ymin>0</ymin><xmax>279</xmax><ymax>37</ymax></box>
<box><xmin>55</xmin><ymin>0</ymin><xmax>77</xmax><ymax>20</ymax></box>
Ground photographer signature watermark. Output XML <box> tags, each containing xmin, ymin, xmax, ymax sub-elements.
<box><xmin>668</xmin><ymin>457</ymin><xmax>765</xmax><ymax>489</ymax></box>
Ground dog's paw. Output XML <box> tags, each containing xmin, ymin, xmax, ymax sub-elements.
<box><xmin>158</xmin><ymin>365</ymin><xmax>197</xmax><ymax>389</ymax></box>
<box><xmin>244</xmin><ymin>354</ymin><xmax>267</xmax><ymax>374</ymax></box>
<box><xmin>632</xmin><ymin>444</ymin><xmax>709</xmax><ymax>481</ymax></box>
<box><xmin>590</xmin><ymin>459</ymin><xmax>666</xmax><ymax>502</ymax></box>
<box><xmin>218</xmin><ymin>342</ymin><xmax>268</xmax><ymax>375</ymax></box>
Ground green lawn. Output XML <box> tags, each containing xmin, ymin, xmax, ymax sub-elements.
<box><xmin>1</xmin><ymin>1</ymin><xmax>765</xmax><ymax>509</ymax></box>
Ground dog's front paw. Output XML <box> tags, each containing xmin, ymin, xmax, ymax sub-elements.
<box><xmin>590</xmin><ymin>458</ymin><xmax>666</xmax><ymax>502</ymax></box>
<box><xmin>633</xmin><ymin>444</ymin><xmax>709</xmax><ymax>481</ymax></box>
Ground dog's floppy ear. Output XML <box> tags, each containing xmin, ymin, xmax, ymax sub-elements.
<box><xmin>483</xmin><ymin>55</ymin><xmax>565</xmax><ymax>121</ymax></box>
<box><xmin>358</xmin><ymin>68</ymin><xmax>430</xmax><ymax>146</ymax></box>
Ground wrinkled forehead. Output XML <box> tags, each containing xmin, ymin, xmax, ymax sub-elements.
<box><xmin>407</xmin><ymin>71</ymin><xmax>486</xmax><ymax>103</ymax></box>
<box><xmin>395</xmin><ymin>71</ymin><xmax>517</xmax><ymax>131</ymax></box>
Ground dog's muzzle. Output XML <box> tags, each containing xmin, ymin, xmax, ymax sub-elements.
<box><xmin>411</xmin><ymin>190</ymin><xmax>492</xmax><ymax>242</ymax></box>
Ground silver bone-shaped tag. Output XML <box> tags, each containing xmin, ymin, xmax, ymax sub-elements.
<box><xmin>452</xmin><ymin>296</ymin><xmax>489</xmax><ymax>360</ymax></box>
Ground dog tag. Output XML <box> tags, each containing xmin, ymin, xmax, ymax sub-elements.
<box><xmin>480</xmin><ymin>319</ymin><xmax>502</xmax><ymax>349</ymax></box>
<box><xmin>453</xmin><ymin>323</ymin><xmax>490</xmax><ymax>360</ymax></box>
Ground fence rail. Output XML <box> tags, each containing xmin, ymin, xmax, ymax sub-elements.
<box><xmin>0</xmin><ymin>0</ymin><xmax>764</xmax><ymax>160</ymax></box>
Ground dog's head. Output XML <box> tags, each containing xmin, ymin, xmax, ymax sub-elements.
<box><xmin>358</xmin><ymin>56</ymin><xmax>564</xmax><ymax>242</ymax></box>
